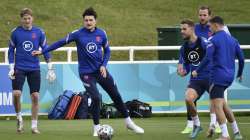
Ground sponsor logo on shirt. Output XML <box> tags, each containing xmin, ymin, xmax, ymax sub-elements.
<box><xmin>22</xmin><ymin>41</ymin><xmax>33</xmax><ymax>51</ymax></box>
<box><xmin>188</xmin><ymin>51</ymin><xmax>200</xmax><ymax>66</ymax></box>
<box><xmin>86</xmin><ymin>42</ymin><xmax>97</xmax><ymax>53</ymax></box>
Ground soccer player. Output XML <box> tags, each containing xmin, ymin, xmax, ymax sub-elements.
<box><xmin>32</xmin><ymin>7</ymin><xmax>144</xmax><ymax>136</ymax></box>
<box><xmin>8</xmin><ymin>8</ymin><xmax>56</xmax><ymax>134</ymax></box>
<box><xmin>181</xmin><ymin>5</ymin><xmax>226</xmax><ymax>135</ymax></box>
<box><xmin>192</xmin><ymin>16</ymin><xmax>244</xmax><ymax>140</ymax></box>
<box><xmin>195</xmin><ymin>5</ymin><xmax>230</xmax><ymax>39</ymax></box>
<box><xmin>177</xmin><ymin>19</ymin><xmax>210</xmax><ymax>139</ymax></box>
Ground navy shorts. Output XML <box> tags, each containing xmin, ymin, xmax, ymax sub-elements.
<box><xmin>209</xmin><ymin>84</ymin><xmax>228</xmax><ymax>99</ymax></box>
<box><xmin>188</xmin><ymin>80</ymin><xmax>209</xmax><ymax>98</ymax></box>
<box><xmin>12</xmin><ymin>69</ymin><xmax>41</xmax><ymax>94</ymax></box>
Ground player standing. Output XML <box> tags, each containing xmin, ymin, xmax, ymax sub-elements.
<box><xmin>8</xmin><ymin>8</ymin><xmax>56</xmax><ymax>134</ymax></box>
<box><xmin>32</xmin><ymin>7</ymin><xmax>144</xmax><ymax>136</ymax></box>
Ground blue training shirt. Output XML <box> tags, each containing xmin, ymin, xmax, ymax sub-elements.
<box><xmin>42</xmin><ymin>27</ymin><xmax>111</xmax><ymax>74</ymax></box>
<box><xmin>8</xmin><ymin>26</ymin><xmax>51</xmax><ymax>71</ymax></box>
<box><xmin>178</xmin><ymin>37</ymin><xmax>211</xmax><ymax>81</ymax></box>
<box><xmin>195</xmin><ymin>23</ymin><xmax>212</xmax><ymax>39</ymax></box>
<box><xmin>196</xmin><ymin>30</ymin><xmax>244</xmax><ymax>86</ymax></box>
<box><xmin>195</xmin><ymin>23</ymin><xmax>231</xmax><ymax>39</ymax></box>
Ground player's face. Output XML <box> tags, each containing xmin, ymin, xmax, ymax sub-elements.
<box><xmin>84</xmin><ymin>16</ymin><xmax>96</xmax><ymax>31</ymax></box>
<box><xmin>198</xmin><ymin>9</ymin><xmax>210</xmax><ymax>25</ymax></box>
<box><xmin>21</xmin><ymin>14</ymin><xmax>33</xmax><ymax>29</ymax></box>
<box><xmin>181</xmin><ymin>24</ymin><xmax>193</xmax><ymax>40</ymax></box>
<box><xmin>209</xmin><ymin>22</ymin><xmax>217</xmax><ymax>33</ymax></box>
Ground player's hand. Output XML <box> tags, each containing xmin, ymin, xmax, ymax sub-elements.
<box><xmin>100</xmin><ymin>66</ymin><xmax>107</xmax><ymax>78</ymax></box>
<box><xmin>177</xmin><ymin>64</ymin><xmax>186</xmax><ymax>77</ymax></box>
<box><xmin>46</xmin><ymin>63</ymin><xmax>56</xmax><ymax>83</ymax></box>
<box><xmin>32</xmin><ymin>50</ymin><xmax>42</xmax><ymax>56</ymax></box>
<box><xmin>192</xmin><ymin>70</ymin><xmax>198</xmax><ymax>77</ymax></box>
<box><xmin>8</xmin><ymin>63</ymin><xmax>15</xmax><ymax>80</ymax></box>
<box><xmin>237</xmin><ymin>76</ymin><xmax>243</xmax><ymax>83</ymax></box>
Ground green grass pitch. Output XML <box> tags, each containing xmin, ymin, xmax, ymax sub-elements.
<box><xmin>0</xmin><ymin>116</ymin><xmax>249</xmax><ymax>140</ymax></box>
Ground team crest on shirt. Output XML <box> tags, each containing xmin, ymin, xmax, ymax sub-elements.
<box><xmin>84</xmin><ymin>75</ymin><xmax>89</xmax><ymax>79</ymax></box>
<box><xmin>96</xmin><ymin>36</ymin><xmax>101</xmax><ymax>42</ymax></box>
<box><xmin>22</xmin><ymin>41</ymin><xmax>33</xmax><ymax>51</ymax></box>
<box><xmin>32</xmin><ymin>33</ymin><xmax>36</xmax><ymax>39</ymax></box>
<box><xmin>208</xmin><ymin>31</ymin><xmax>213</xmax><ymax>37</ymax></box>
<box><xmin>86</xmin><ymin>42</ymin><xmax>97</xmax><ymax>53</ymax></box>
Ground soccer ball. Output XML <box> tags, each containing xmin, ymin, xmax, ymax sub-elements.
<box><xmin>97</xmin><ymin>124</ymin><xmax>114</xmax><ymax>140</ymax></box>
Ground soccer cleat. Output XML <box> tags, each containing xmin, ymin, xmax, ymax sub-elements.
<box><xmin>207</xmin><ymin>124</ymin><xmax>215</xmax><ymax>138</ymax></box>
<box><xmin>215</xmin><ymin>136</ymin><xmax>231</xmax><ymax>140</ymax></box>
<box><xmin>181</xmin><ymin>126</ymin><xmax>193</xmax><ymax>134</ymax></box>
<box><xmin>234</xmin><ymin>132</ymin><xmax>243</xmax><ymax>140</ymax></box>
<box><xmin>17</xmin><ymin>119</ymin><xmax>24</xmax><ymax>133</ymax></box>
<box><xmin>189</xmin><ymin>125</ymin><xmax>202</xmax><ymax>139</ymax></box>
<box><xmin>126</xmin><ymin>122</ymin><xmax>144</xmax><ymax>134</ymax></box>
<box><xmin>215</xmin><ymin>125</ymin><xmax>222</xmax><ymax>134</ymax></box>
<box><xmin>31</xmin><ymin>127</ymin><xmax>41</xmax><ymax>134</ymax></box>
<box><xmin>93</xmin><ymin>125</ymin><xmax>101</xmax><ymax>136</ymax></box>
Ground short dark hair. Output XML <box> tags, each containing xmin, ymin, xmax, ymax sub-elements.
<box><xmin>82</xmin><ymin>7</ymin><xmax>97</xmax><ymax>19</ymax></box>
<box><xmin>199</xmin><ymin>5</ymin><xmax>212</xmax><ymax>15</ymax></box>
<box><xmin>20</xmin><ymin>8</ymin><xmax>33</xmax><ymax>17</ymax></box>
<box><xmin>180</xmin><ymin>19</ymin><xmax>195</xmax><ymax>27</ymax></box>
<box><xmin>209</xmin><ymin>16</ymin><xmax>224</xmax><ymax>25</ymax></box>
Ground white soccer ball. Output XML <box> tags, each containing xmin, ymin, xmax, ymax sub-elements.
<box><xmin>97</xmin><ymin>124</ymin><xmax>114</xmax><ymax>140</ymax></box>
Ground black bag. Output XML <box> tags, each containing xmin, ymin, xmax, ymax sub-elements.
<box><xmin>74</xmin><ymin>91</ymin><xmax>92</xmax><ymax>119</ymax></box>
<box><xmin>125</xmin><ymin>99</ymin><xmax>152</xmax><ymax>118</ymax></box>
<box><xmin>100</xmin><ymin>103</ymin><xmax>121</xmax><ymax>118</ymax></box>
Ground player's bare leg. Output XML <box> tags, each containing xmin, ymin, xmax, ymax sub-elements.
<box><xmin>31</xmin><ymin>92</ymin><xmax>40</xmax><ymax>134</ymax></box>
<box><xmin>213</xmin><ymin>99</ymin><xmax>230</xmax><ymax>140</ymax></box>
<box><xmin>207</xmin><ymin>103</ymin><xmax>221</xmax><ymax>137</ymax></box>
<box><xmin>223</xmin><ymin>101</ymin><xmax>242</xmax><ymax>140</ymax></box>
<box><xmin>13</xmin><ymin>90</ymin><xmax>24</xmax><ymax>133</ymax></box>
<box><xmin>185</xmin><ymin>88</ymin><xmax>202</xmax><ymax>139</ymax></box>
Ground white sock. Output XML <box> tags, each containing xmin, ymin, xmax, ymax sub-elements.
<box><xmin>125</xmin><ymin>117</ymin><xmax>133</xmax><ymax>125</ymax></box>
<box><xmin>192</xmin><ymin>115</ymin><xmax>200</xmax><ymax>126</ymax></box>
<box><xmin>220</xmin><ymin>123</ymin><xmax>229</xmax><ymax>137</ymax></box>
<box><xmin>187</xmin><ymin>120</ymin><xmax>194</xmax><ymax>128</ymax></box>
<box><xmin>210</xmin><ymin>113</ymin><xmax>217</xmax><ymax>126</ymax></box>
<box><xmin>16</xmin><ymin>112</ymin><xmax>22</xmax><ymax>121</ymax></box>
<box><xmin>31</xmin><ymin>120</ymin><xmax>38</xmax><ymax>129</ymax></box>
<box><xmin>231</xmin><ymin>121</ymin><xmax>240</xmax><ymax>134</ymax></box>
<box><xmin>94</xmin><ymin>124</ymin><xmax>100</xmax><ymax>130</ymax></box>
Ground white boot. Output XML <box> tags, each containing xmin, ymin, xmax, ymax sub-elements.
<box><xmin>125</xmin><ymin>117</ymin><xmax>144</xmax><ymax>134</ymax></box>
<box><xmin>93</xmin><ymin>124</ymin><xmax>101</xmax><ymax>136</ymax></box>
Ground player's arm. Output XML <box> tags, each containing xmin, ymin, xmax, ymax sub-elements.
<box><xmin>39</xmin><ymin>30</ymin><xmax>57</xmax><ymax>82</ymax></box>
<box><xmin>8</xmin><ymin>32</ymin><xmax>16</xmax><ymax>79</ymax></box>
<box><xmin>102</xmin><ymin>31</ymin><xmax>111</xmax><ymax>67</ymax></box>
<box><xmin>177</xmin><ymin>46</ymin><xmax>189</xmax><ymax>77</ymax></box>
<box><xmin>32</xmin><ymin>30</ymin><xmax>77</xmax><ymax>56</ymax></box>
<box><xmin>193</xmin><ymin>40</ymin><xmax>214</xmax><ymax>77</ymax></box>
<box><xmin>100</xmin><ymin>31</ymin><xmax>111</xmax><ymax>78</ymax></box>
<box><xmin>39</xmin><ymin>30</ymin><xmax>51</xmax><ymax>63</ymax></box>
<box><xmin>235</xmin><ymin>41</ymin><xmax>245</xmax><ymax>81</ymax></box>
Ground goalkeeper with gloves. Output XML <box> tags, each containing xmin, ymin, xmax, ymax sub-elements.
<box><xmin>8</xmin><ymin>8</ymin><xmax>56</xmax><ymax>134</ymax></box>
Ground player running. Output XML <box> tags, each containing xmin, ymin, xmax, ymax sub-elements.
<box><xmin>192</xmin><ymin>16</ymin><xmax>244</xmax><ymax>140</ymax></box>
<box><xmin>177</xmin><ymin>19</ymin><xmax>212</xmax><ymax>139</ymax></box>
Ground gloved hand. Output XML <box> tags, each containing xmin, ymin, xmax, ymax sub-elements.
<box><xmin>8</xmin><ymin>63</ymin><xmax>15</xmax><ymax>80</ymax></box>
<box><xmin>46</xmin><ymin>62</ymin><xmax>56</xmax><ymax>83</ymax></box>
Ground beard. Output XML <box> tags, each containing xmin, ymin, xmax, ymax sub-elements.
<box><xmin>183</xmin><ymin>36</ymin><xmax>190</xmax><ymax>41</ymax></box>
